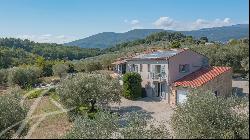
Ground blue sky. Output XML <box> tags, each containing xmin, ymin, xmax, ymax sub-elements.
<box><xmin>0</xmin><ymin>0</ymin><xmax>248</xmax><ymax>43</ymax></box>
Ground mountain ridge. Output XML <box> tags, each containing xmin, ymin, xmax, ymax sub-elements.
<box><xmin>64</xmin><ymin>24</ymin><xmax>249</xmax><ymax>48</ymax></box>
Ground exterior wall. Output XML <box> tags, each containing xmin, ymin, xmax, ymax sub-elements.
<box><xmin>140</xmin><ymin>64</ymin><xmax>150</xmax><ymax>87</ymax></box>
<box><xmin>126</xmin><ymin>60</ymin><xmax>168</xmax><ymax>85</ymax></box>
<box><xmin>199</xmin><ymin>69</ymin><xmax>232</xmax><ymax>97</ymax></box>
<box><xmin>168</xmin><ymin>50</ymin><xmax>209</xmax><ymax>84</ymax></box>
<box><xmin>169</xmin><ymin>69</ymin><xmax>233</xmax><ymax>107</ymax></box>
<box><xmin>126</xmin><ymin>60</ymin><xmax>169</xmax><ymax>99</ymax></box>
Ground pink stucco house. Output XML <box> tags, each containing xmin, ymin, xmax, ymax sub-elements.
<box><xmin>112</xmin><ymin>48</ymin><xmax>232</xmax><ymax>106</ymax></box>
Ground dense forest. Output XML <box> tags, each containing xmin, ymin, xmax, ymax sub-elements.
<box><xmin>0</xmin><ymin>38</ymin><xmax>100</xmax><ymax>68</ymax></box>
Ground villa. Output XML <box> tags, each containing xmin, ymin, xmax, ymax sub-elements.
<box><xmin>112</xmin><ymin>48</ymin><xmax>232</xmax><ymax>106</ymax></box>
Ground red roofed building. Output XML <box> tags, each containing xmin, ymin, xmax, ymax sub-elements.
<box><xmin>170</xmin><ymin>66</ymin><xmax>232</xmax><ymax>106</ymax></box>
<box><xmin>112</xmin><ymin>48</ymin><xmax>232</xmax><ymax>106</ymax></box>
<box><xmin>174</xmin><ymin>66</ymin><xmax>231</xmax><ymax>88</ymax></box>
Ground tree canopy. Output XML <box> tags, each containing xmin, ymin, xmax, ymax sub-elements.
<box><xmin>170</xmin><ymin>89</ymin><xmax>249</xmax><ymax>139</ymax></box>
<box><xmin>0</xmin><ymin>87</ymin><xmax>28</xmax><ymax>139</ymax></box>
<box><xmin>57</xmin><ymin>73</ymin><xmax>122</xmax><ymax>117</ymax></box>
<box><xmin>64</xmin><ymin>111</ymin><xmax>170</xmax><ymax>139</ymax></box>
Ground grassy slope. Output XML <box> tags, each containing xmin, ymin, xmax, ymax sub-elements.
<box><xmin>24</xmin><ymin>96</ymin><xmax>72</xmax><ymax>139</ymax></box>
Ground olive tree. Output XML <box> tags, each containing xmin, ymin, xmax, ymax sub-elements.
<box><xmin>170</xmin><ymin>89</ymin><xmax>249</xmax><ymax>139</ymax></box>
<box><xmin>8</xmin><ymin>66</ymin><xmax>42</xmax><ymax>88</ymax></box>
<box><xmin>52</xmin><ymin>63</ymin><xmax>69</xmax><ymax>78</ymax></box>
<box><xmin>64</xmin><ymin>111</ymin><xmax>120</xmax><ymax>139</ymax></box>
<box><xmin>0</xmin><ymin>87</ymin><xmax>28</xmax><ymax>139</ymax></box>
<box><xmin>64</xmin><ymin>111</ymin><xmax>170</xmax><ymax>139</ymax></box>
<box><xmin>57</xmin><ymin>73</ymin><xmax>121</xmax><ymax>116</ymax></box>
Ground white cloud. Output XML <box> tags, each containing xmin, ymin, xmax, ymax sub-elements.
<box><xmin>153</xmin><ymin>17</ymin><xmax>234</xmax><ymax>31</ymax></box>
<box><xmin>195</xmin><ymin>19</ymin><xmax>209</xmax><ymax>25</ymax></box>
<box><xmin>124</xmin><ymin>19</ymin><xmax>143</xmax><ymax>29</ymax></box>
<box><xmin>16</xmin><ymin>34</ymin><xmax>75</xmax><ymax>44</ymax></box>
<box><xmin>223</xmin><ymin>18</ymin><xmax>231</xmax><ymax>24</ymax></box>
<box><xmin>153</xmin><ymin>17</ymin><xmax>175</xmax><ymax>29</ymax></box>
<box><xmin>191</xmin><ymin>18</ymin><xmax>233</xmax><ymax>30</ymax></box>
<box><xmin>17</xmin><ymin>34</ymin><xmax>36</xmax><ymax>39</ymax></box>
<box><xmin>130</xmin><ymin>19</ymin><xmax>143</xmax><ymax>29</ymax></box>
<box><xmin>56</xmin><ymin>35</ymin><xmax>66</xmax><ymax>39</ymax></box>
<box><xmin>41</xmin><ymin>34</ymin><xmax>52</xmax><ymax>37</ymax></box>
<box><xmin>130</xmin><ymin>19</ymin><xmax>140</xmax><ymax>25</ymax></box>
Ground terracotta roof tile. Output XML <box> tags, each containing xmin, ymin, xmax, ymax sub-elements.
<box><xmin>173</xmin><ymin>66</ymin><xmax>231</xmax><ymax>88</ymax></box>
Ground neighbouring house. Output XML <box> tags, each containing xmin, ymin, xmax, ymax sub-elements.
<box><xmin>112</xmin><ymin>48</ymin><xmax>232</xmax><ymax>106</ymax></box>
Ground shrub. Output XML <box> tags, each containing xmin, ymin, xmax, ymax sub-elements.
<box><xmin>52</xmin><ymin>63</ymin><xmax>69</xmax><ymax>78</ymax></box>
<box><xmin>122</xmin><ymin>72</ymin><xmax>142</xmax><ymax>100</ymax></box>
<box><xmin>0</xmin><ymin>88</ymin><xmax>28</xmax><ymax>139</ymax></box>
<box><xmin>74</xmin><ymin>60</ymin><xmax>102</xmax><ymax>73</ymax></box>
<box><xmin>0</xmin><ymin>69</ymin><xmax>8</xmax><ymax>84</ymax></box>
<box><xmin>241</xmin><ymin>57</ymin><xmax>249</xmax><ymax>79</ymax></box>
<box><xmin>26</xmin><ymin>89</ymin><xmax>45</xmax><ymax>99</ymax></box>
<box><xmin>170</xmin><ymin>89</ymin><xmax>249</xmax><ymax>139</ymax></box>
<box><xmin>35</xmin><ymin>56</ymin><xmax>54</xmax><ymax>77</ymax></box>
<box><xmin>7</xmin><ymin>66</ymin><xmax>42</xmax><ymax>88</ymax></box>
<box><xmin>170</xmin><ymin>41</ymin><xmax>181</xmax><ymax>48</ymax></box>
<box><xmin>42</xmin><ymin>63</ymin><xmax>54</xmax><ymax>77</ymax></box>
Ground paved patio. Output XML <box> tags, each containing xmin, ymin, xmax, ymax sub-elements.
<box><xmin>110</xmin><ymin>97</ymin><xmax>174</xmax><ymax>128</ymax></box>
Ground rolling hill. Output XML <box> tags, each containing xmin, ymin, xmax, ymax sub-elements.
<box><xmin>65</xmin><ymin>24</ymin><xmax>249</xmax><ymax>48</ymax></box>
<box><xmin>64</xmin><ymin>29</ymin><xmax>164</xmax><ymax>48</ymax></box>
<box><xmin>181</xmin><ymin>24</ymin><xmax>249</xmax><ymax>42</ymax></box>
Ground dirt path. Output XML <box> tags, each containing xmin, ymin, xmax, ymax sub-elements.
<box><xmin>23</xmin><ymin>96</ymin><xmax>72</xmax><ymax>139</ymax></box>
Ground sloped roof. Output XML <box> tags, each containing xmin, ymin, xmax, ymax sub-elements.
<box><xmin>112</xmin><ymin>48</ymin><xmax>191</xmax><ymax>64</ymax></box>
<box><xmin>111</xmin><ymin>49</ymin><xmax>157</xmax><ymax>64</ymax></box>
<box><xmin>173</xmin><ymin>66</ymin><xmax>231</xmax><ymax>88</ymax></box>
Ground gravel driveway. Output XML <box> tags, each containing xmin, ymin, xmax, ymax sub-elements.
<box><xmin>110</xmin><ymin>97</ymin><xmax>174</xmax><ymax>128</ymax></box>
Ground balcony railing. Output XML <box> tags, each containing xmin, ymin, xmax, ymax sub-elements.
<box><xmin>150</xmin><ymin>72</ymin><xmax>167</xmax><ymax>81</ymax></box>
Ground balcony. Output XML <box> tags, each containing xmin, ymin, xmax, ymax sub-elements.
<box><xmin>150</xmin><ymin>72</ymin><xmax>167</xmax><ymax>81</ymax></box>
